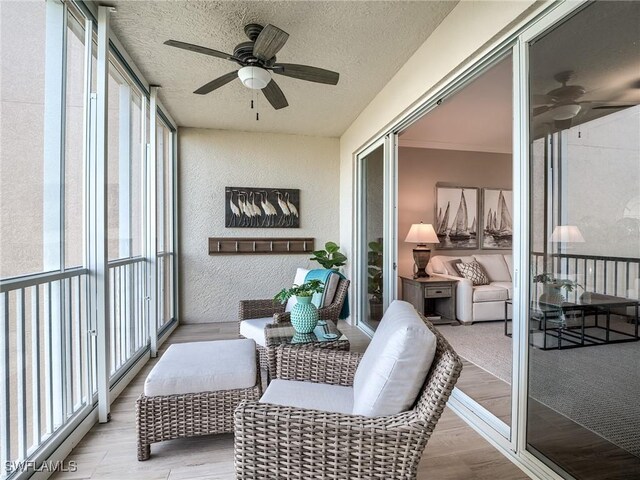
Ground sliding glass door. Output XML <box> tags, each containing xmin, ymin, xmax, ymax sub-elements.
<box><xmin>356</xmin><ymin>143</ymin><xmax>386</xmax><ymax>334</ymax></box>
<box><xmin>526</xmin><ymin>2</ymin><xmax>640</xmax><ymax>477</ymax></box>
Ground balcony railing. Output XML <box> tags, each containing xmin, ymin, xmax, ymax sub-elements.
<box><xmin>531</xmin><ymin>252</ymin><xmax>640</xmax><ymax>302</ymax></box>
<box><xmin>0</xmin><ymin>254</ymin><xmax>169</xmax><ymax>479</ymax></box>
<box><xmin>0</xmin><ymin>268</ymin><xmax>95</xmax><ymax>477</ymax></box>
<box><xmin>108</xmin><ymin>257</ymin><xmax>148</xmax><ymax>382</ymax></box>
<box><xmin>157</xmin><ymin>252</ymin><xmax>174</xmax><ymax>332</ymax></box>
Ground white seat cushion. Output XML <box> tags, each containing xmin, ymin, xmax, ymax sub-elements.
<box><xmin>473</xmin><ymin>254</ymin><xmax>511</xmax><ymax>282</ymax></box>
<box><xmin>473</xmin><ymin>285</ymin><xmax>509</xmax><ymax>302</ymax></box>
<box><xmin>144</xmin><ymin>339</ymin><xmax>257</xmax><ymax>397</ymax></box>
<box><xmin>260</xmin><ymin>379</ymin><xmax>353</xmax><ymax>415</ymax></box>
<box><xmin>352</xmin><ymin>300</ymin><xmax>437</xmax><ymax>417</ymax></box>
<box><xmin>490</xmin><ymin>281</ymin><xmax>513</xmax><ymax>299</ymax></box>
<box><xmin>239</xmin><ymin>317</ymin><xmax>273</xmax><ymax>347</ymax></box>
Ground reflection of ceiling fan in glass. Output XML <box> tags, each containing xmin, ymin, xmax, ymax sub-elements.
<box><xmin>533</xmin><ymin>71</ymin><xmax>636</xmax><ymax>129</ymax></box>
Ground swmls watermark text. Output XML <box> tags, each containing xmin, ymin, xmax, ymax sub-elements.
<box><xmin>5</xmin><ymin>460</ymin><xmax>78</xmax><ymax>473</ymax></box>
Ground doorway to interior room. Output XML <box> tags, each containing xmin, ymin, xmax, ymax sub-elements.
<box><xmin>396</xmin><ymin>55</ymin><xmax>515</xmax><ymax>436</ymax></box>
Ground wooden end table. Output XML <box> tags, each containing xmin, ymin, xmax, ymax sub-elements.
<box><xmin>264</xmin><ymin>320</ymin><xmax>350</xmax><ymax>383</ymax></box>
<box><xmin>400</xmin><ymin>275</ymin><xmax>458</xmax><ymax>325</ymax></box>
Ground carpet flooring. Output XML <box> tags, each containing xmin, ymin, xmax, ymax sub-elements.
<box><xmin>437</xmin><ymin>320</ymin><xmax>640</xmax><ymax>458</ymax></box>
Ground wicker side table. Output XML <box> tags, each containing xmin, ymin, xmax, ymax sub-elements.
<box><xmin>264</xmin><ymin>321</ymin><xmax>349</xmax><ymax>383</ymax></box>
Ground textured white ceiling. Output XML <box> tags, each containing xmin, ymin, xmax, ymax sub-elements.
<box><xmin>108</xmin><ymin>0</ymin><xmax>457</xmax><ymax>136</ymax></box>
<box><xmin>400</xmin><ymin>57</ymin><xmax>513</xmax><ymax>154</ymax></box>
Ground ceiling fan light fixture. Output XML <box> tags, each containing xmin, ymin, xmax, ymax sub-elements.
<box><xmin>237</xmin><ymin>66</ymin><xmax>271</xmax><ymax>90</ymax></box>
<box><xmin>552</xmin><ymin>103</ymin><xmax>581</xmax><ymax>121</ymax></box>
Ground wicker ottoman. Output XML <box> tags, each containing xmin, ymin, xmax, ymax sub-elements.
<box><xmin>136</xmin><ymin>339</ymin><xmax>261</xmax><ymax>461</ymax></box>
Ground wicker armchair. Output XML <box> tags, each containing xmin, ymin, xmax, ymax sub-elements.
<box><xmin>234</xmin><ymin>313</ymin><xmax>463</xmax><ymax>480</ymax></box>
<box><xmin>238</xmin><ymin>278</ymin><xmax>350</xmax><ymax>369</ymax></box>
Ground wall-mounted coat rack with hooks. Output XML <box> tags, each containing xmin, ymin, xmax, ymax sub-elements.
<box><xmin>208</xmin><ymin>237</ymin><xmax>315</xmax><ymax>255</ymax></box>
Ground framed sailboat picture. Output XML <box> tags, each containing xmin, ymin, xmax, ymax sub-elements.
<box><xmin>434</xmin><ymin>185</ymin><xmax>479</xmax><ymax>249</ymax></box>
<box><xmin>481</xmin><ymin>188</ymin><xmax>513</xmax><ymax>249</ymax></box>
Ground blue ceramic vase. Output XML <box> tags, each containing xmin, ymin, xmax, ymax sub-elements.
<box><xmin>291</xmin><ymin>296</ymin><xmax>318</xmax><ymax>333</ymax></box>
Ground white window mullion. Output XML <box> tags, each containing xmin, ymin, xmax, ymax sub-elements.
<box><xmin>383</xmin><ymin>133</ymin><xmax>398</xmax><ymax>304</ymax></box>
<box><xmin>147</xmin><ymin>88</ymin><xmax>158</xmax><ymax>357</ymax></box>
<box><xmin>43</xmin><ymin>0</ymin><xmax>66</xmax><ymax>429</ymax></box>
<box><xmin>171</xmin><ymin>129</ymin><xmax>178</xmax><ymax>321</ymax></box>
<box><xmin>119</xmin><ymin>84</ymin><xmax>132</xmax><ymax>259</ymax></box>
<box><xmin>94</xmin><ymin>5</ymin><xmax>112</xmax><ymax>423</ymax></box>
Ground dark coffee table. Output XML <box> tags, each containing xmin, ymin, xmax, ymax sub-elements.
<box><xmin>505</xmin><ymin>294</ymin><xmax>639</xmax><ymax>350</ymax></box>
<box><xmin>264</xmin><ymin>320</ymin><xmax>349</xmax><ymax>382</ymax></box>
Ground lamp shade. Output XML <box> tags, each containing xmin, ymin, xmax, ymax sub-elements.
<box><xmin>405</xmin><ymin>223</ymin><xmax>439</xmax><ymax>244</ymax></box>
<box><xmin>550</xmin><ymin>225</ymin><xmax>585</xmax><ymax>243</ymax></box>
<box><xmin>237</xmin><ymin>66</ymin><xmax>271</xmax><ymax>90</ymax></box>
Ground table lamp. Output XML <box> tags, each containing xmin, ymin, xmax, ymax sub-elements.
<box><xmin>405</xmin><ymin>222</ymin><xmax>440</xmax><ymax>278</ymax></box>
<box><xmin>550</xmin><ymin>225</ymin><xmax>585</xmax><ymax>243</ymax></box>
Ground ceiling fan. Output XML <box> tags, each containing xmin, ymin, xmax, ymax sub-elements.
<box><xmin>533</xmin><ymin>71</ymin><xmax>635</xmax><ymax>129</ymax></box>
<box><xmin>164</xmin><ymin>23</ymin><xmax>340</xmax><ymax>110</ymax></box>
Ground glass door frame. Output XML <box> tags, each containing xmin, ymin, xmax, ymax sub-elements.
<box><xmin>515</xmin><ymin>1</ymin><xmax>592</xmax><ymax>477</ymax></box>
<box><xmin>354</xmin><ymin>48</ymin><xmax>519</xmax><ymax>442</ymax></box>
<box><xmin>351</xmin><ymin>2</ymin><xmax>594</xmax><ymax>477</ymax></box>
<box><xmin>354</xmin><ymin>138</ymin><xmax>393</xmax><ymax>337</ymax></box>
<box><xmin>389</xmin><ymin>47</ymin><xmax>518</xmax><ymax>448</ymax></box>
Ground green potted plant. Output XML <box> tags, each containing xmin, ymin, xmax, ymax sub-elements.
<box><xmin>367</xmin><ymin>240</ymin><xmax>384</xmax><ymax>322</ymax></box>
<box><xmin>274</xmin><ymin>279</ymin><xmax>325</xmax><ymax>333</ymax></box>
<box><xmin>533</xmin><ymin>273</ymin><xmax>581</xmax><ymax>305</ymax></box>
<box><xmin>310</xmin><ymin>241</ymin><xmax>347</xmax><ymax>271</ymax></box>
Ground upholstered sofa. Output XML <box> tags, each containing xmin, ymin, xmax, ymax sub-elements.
<box><xmin>426</xmin><ymin>254</ymin><xmax>513</xmax><ymax>324</ymax></box>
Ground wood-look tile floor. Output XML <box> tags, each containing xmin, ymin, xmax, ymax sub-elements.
<box><xmin>52</xmin><ymin>322</ymin><xmax>529</xmax><ymax>480</ymax></box>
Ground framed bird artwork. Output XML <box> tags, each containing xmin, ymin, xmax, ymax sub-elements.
<box><xmin>225</xmin><ymin>187</ymin><xmax>300</xmax><ymax>228</ymax></box>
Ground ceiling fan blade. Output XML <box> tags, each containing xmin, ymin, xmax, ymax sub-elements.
<box><xmin>253</xmin><ymin>24</ymin><xmax>289</xmax><ymax>61</ymax></box>
<box><xmin>193</xmin><ymin>71</ymin><xmax>238</xmax><ymax>95</ymax></box>
<box><xmin>165</xmin><ymin>40</ymin><xmax>235</xmax><ymax>61</ymax></box>
<box><xmin>591</xmin><ymin>104</ymin><xmax>636</xmax><ymax>110</ymax></box>
<box><xmin>262</xmin><ymin>79</ymin><xmax>288</xmax><ymax>110</ymax></box>
<box><xmin>272</xmin><ymin>63</ymin><xmax>339</xmax><ymax>85</ymax></box>
<box><xmin>532</xmin><ymin>94</ymin><xmax>557</xmax><ymax>106</ymax></box>
<box><xmin>533</xmin><ymin>105</ymin><xmax>552</xmax><ymax>116</ymax></box>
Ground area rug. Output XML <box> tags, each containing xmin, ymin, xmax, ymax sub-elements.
<box><xmin>437</xmin><ymin>321</ymin><xmax>640</xmax><ymax>457</ymax></box>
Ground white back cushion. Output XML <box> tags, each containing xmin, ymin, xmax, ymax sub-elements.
<box><xmin>353</xmin><ymin>300</ymin><xmax>437</xmax><ymax>417</ymax></box>
<box><xmin>429</xmin><ymin>255</ymin><xmax>474</xmax><ymax>275</ymax></box>
<box><xmin>473</xmin><ymin>254</ymin><xmax>511</xmax><ymax>282</ymax></box>
<box><xmin>285</xmin><ymin>268</ymin><xmax>311</xmax><ymax>312</ymax></box>
<box><xmin>285</xmin><ymin>269</ymin><xmax>340</xmax><ymax>312</ymax></box>
<box><xmin>504</xmin><ymin>254</ymin><xmax>514</xmax><ymax>279</ymax></box>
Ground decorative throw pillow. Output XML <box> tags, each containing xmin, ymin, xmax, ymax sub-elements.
<box><xmin>443</xmin><ymin>259</ymin><xmax>463</xmax><ymax>277</ymax></box>
<box><xmin>457</xmin><ymin>261</ymin><xmax>489</xmax><ymax>286</ymax></box>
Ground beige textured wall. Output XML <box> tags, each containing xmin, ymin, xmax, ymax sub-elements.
<box><xmin>397</xmin><ymin>147</ymin><xmax>512</xmax><ymax>279</ymax></box>
<box><xmin>179</xmin><ymin>128</ymin><xmax>340</xmax><ymax>323</ymax></box>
